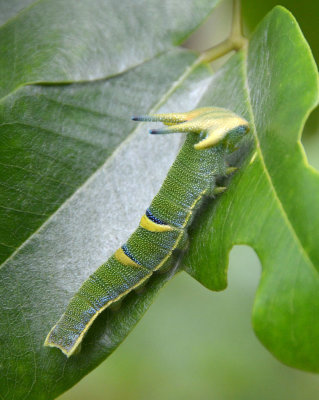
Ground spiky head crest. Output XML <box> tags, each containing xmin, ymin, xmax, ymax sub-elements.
<box><xmin>132</xmin><ymin>107</ymin><xmax>249</xmax><ymax>150</ymax></box>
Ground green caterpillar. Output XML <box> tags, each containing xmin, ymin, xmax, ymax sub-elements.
<box><xmin>44</xmin><ymin>107</ymin><xmax>249</xmax><ymax>356</ymax></box>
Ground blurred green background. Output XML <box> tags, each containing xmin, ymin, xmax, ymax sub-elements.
<box><xmin>59</xmin><ymin>1</ymin><xmax>319</xmax><ymax>399</ymax></box>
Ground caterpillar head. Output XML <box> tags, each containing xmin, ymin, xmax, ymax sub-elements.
<box><xmin>132</xmin><ymin>107</ymin><xmax>249</xmax><ymax>151</ymax></box>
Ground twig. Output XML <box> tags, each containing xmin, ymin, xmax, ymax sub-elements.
<box><xmin>199</xmin><ymin>0</ymin><xmax>247</xmax><ymax>63</ymax></box>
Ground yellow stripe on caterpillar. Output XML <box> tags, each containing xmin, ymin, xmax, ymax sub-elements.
<box><xmin>114</xmin><ymin>248</ymin><xmax>140</xmax><ymax>267</ymax></box>
<box><xmin>139</xmin><ymin>214</ymin><xmax>173</xmax><ymax>232</ymax></box>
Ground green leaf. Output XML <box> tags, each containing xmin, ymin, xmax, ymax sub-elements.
<box><xmin>0</xmin><ymin>0</ymin><xmax>218</xmax><ymax>98</ymax></box>
<box><xmin>0</xmin><ymin>49</ymin><xmax>201</xmax><ymax>263</ymax></box>
<box><xmin>184</xmin><ymin>7</ymin><xmax>319</xmax><ymax>372</ymax></box>
<box><xmin>0</xmin><ymin>0</ymin><xmax>219</xmax><ymax>265</ymax></box>
<box><xmin>0</xmin><ymin>1</ymin><xmax>223</xmax><ymax>397</ymax></box>
<box><xmin>0</xmin><ymin>48</ymin><xmax>213</xmax><ymax>399</ymax></box>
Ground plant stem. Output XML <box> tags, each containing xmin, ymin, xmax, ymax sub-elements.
<box><xmin>199</xmin><ymin>0</ymin><xmax>247</xmax><ymax>63</ymax></box>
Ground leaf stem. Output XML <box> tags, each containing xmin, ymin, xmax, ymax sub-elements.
<box><xmin>199</xmin><ymin>0</ymin><xmax>247</xmax><ymax>63</ymax></box>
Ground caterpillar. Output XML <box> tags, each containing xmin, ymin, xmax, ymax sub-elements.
<box><xmin>44</xmin><ymin>107</ymin><xmax>249</xmax><ymax>357</ymax></box>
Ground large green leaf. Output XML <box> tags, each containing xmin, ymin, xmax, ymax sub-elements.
<box><xmin>0</xmin><ymin>0</ymin><xmax>218</xmax><ymax>98</ymax></box>
<box><xmin>0</xmin><ymin>0</ymin><xmax>219</xmax><ymax>265</ymax></box>
<box><xmin>0</xmin><ymin>49</ymin><xmax>203</xmax><ymax>263</ymax></box>
<box><xmin>0</xmin><ymin>1</ymin><xmax>223</xmax><ymax>398</ymax></box>
<box><xmin>0</xmin><ymin>49</ymin><xmax>213</xmax><ymax>399</ymax></box>
<box><xmin>184</xmin><ymin>7</ymin><xmax>319</xmax><ymax>372</ymax></box>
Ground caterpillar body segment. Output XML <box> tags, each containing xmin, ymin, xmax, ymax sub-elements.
<box><xmin>44</xmin><ymin>256</ymin><xmax>152</xmax><ymax>355</ymax></box>
<box><xmin>45</xmin><ymin>107</ymin><xmax>249</xmax><ymax>356</ymax></box>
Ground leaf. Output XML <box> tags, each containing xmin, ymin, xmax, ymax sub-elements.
<box><xmin>1</xmin><ymin>3</ymin><xmax>317</xmax><ymax>399</ymax></box>
<box><xmin>0</xmin><ymin>49</ymin><xmax>202</xmax><ymax>263</ymax></box>
<box><xmin>0</xmin><ymin>1</ymin><xmax>223</xmax><ymax>398</ymax></box>
<box><xmin>0</xmin><ymin>0</ymin><xmax>218</xmax><ymax>98</ymax></box>
<box><xmin>0</xmin><ymin>48</ymin><xmax>214</xmax><ymax>399</ymax></box>
<box><xmin>183</xmin><ymin>7</ymin><xmax>319</xmax><ymax>372</ymax></box>
<box><xmin>0</xmin><ymin>0</ymin><xmax>219</xmax><ymax>265</ymax></box>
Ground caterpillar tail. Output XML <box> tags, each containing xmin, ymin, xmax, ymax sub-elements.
<box><xmin>44</xmin><ymin>254</ymin><xmax>152</xmax><ymax>357</ymax></box>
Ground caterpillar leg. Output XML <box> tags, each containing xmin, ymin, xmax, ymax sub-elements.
<box><xmin>226</xmin><ymin>166</ymin><xmax>238</xmax><ymax>175</ymax></box>
<box><xmin>44</xmin><ymin>256</ymin><xmax>151</xmax><ymax>357</ymax></box>
<box><xmin>109</xmin><ymin>298</ymin><xmax>123</xmax><ymax>312</ymax></box>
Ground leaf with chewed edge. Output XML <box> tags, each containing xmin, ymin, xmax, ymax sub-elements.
<box><xmin>184</xmin><ymin>6</ymin><xmax>319</xmax><ymax>373</ymax></box>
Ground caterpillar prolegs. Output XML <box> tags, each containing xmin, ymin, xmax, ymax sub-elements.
<box><xmin>44</xmin><ymin>107</ymin><xmax>249</xmax><ymax>356</ymax></box>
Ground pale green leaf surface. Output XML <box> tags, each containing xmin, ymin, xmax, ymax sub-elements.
<box><xmin>0</xmin><ymin>0</ymin><xmax>220</xmax><ymax>264</ymax></box>
<box><xmin>184</xmin><ymin>7</ymin><xmax>319</xmax><ymax>372</ymax></box>
<box><xmin>0</xmin><ymin>49</ymin><xmax>213</xmax><ymax>399</ymax></box>
<box><xmin>0</xmin><ymin>1</ymin><xmax>219</xmax><ymax>398</ymax></box>
<box><xmin>0</xmin><ymin>0</ymin><xmax>219</xmax><ymax>98</ymax></box>
<box><xmin>0</xmin><ymin>0</ymin><xmax>35</xmax><ymax>25</ymax></box>
<box><xmin>0</xmin><ymin>49</ymin><xmax>202</xmax><ymax>264</ymax></box>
